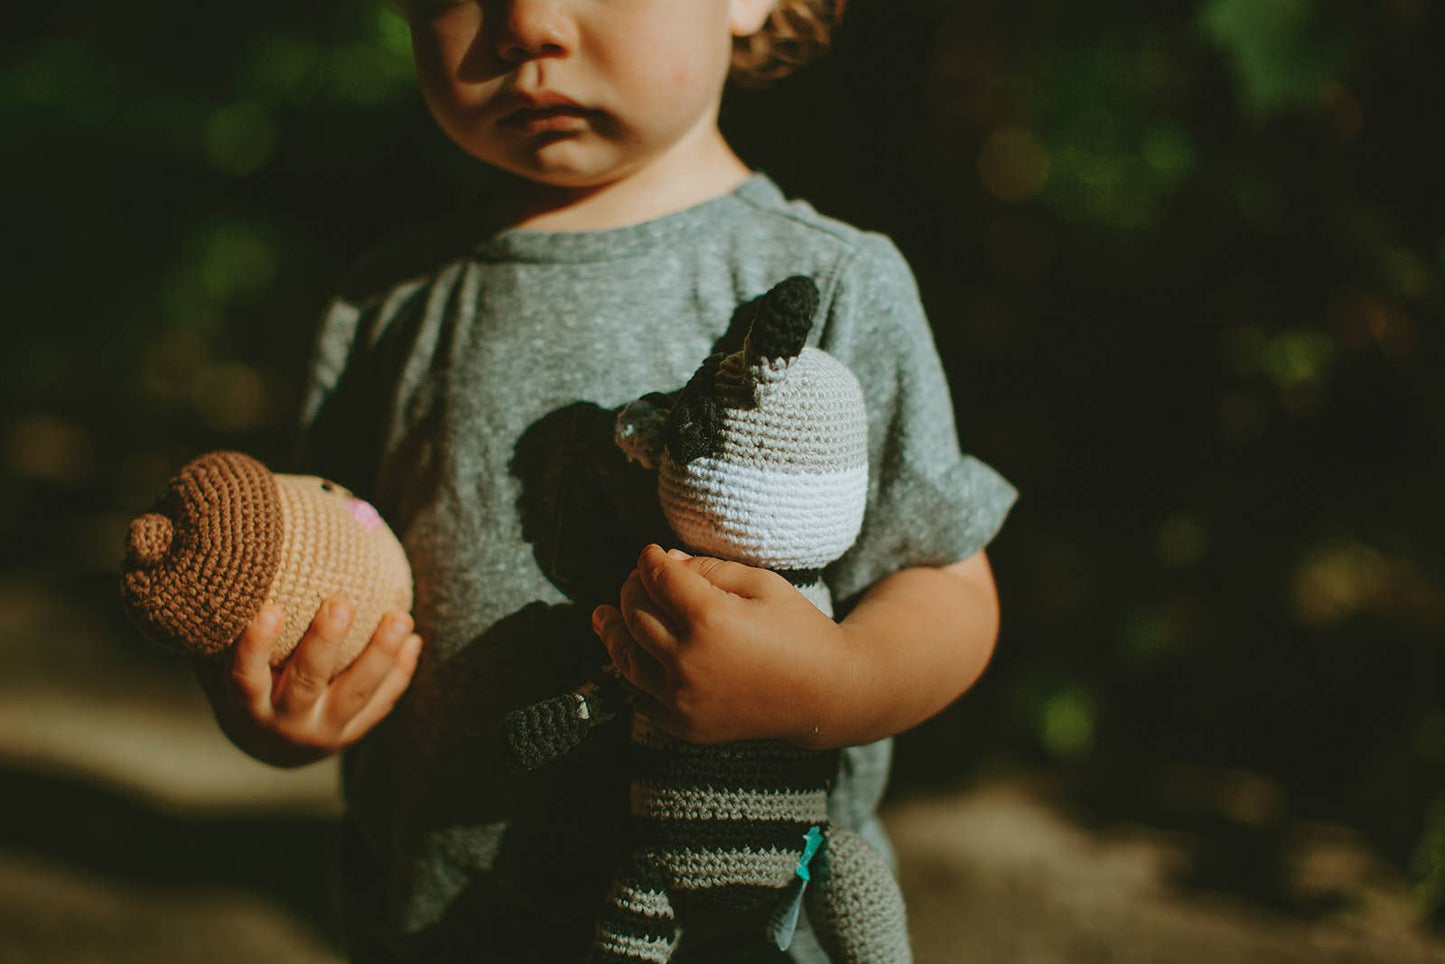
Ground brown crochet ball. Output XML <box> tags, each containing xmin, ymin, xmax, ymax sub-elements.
<box><xmin>120</xmin><ymin>451</ymin><xmax>413</xmax><ymax>668</ymax></box>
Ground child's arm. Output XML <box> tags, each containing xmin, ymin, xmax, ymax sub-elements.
<box><xmin>592</xmin><ymin>544</ymin><xmax>998</xmax><ymax>749</ymax></box>
<box><xmin>193</xmin><ymin>596</ymin><xmax>423</xmax><ymax>768</ymax></box>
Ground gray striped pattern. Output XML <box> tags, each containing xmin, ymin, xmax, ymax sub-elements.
<box><xmin>631</xmin><ymin>784</ymin><xmax>830</xmax><ymax>823</ymax></box>
<box><xmin>613</xmin><ymin>883</ymin><xmax>675</xmax><ymax>922</ymax></box>
<box><xmin>595</xmin><ymin>931</ymin><xmax>677</xmax><ymax>964</ymax></box>
<box><xmin>660</xmin><ymin>846</ymin><xmax>799</xmax><ymax>890</ymax></box>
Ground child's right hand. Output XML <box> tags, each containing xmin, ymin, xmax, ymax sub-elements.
<box><xmin>193</xmin><ymin>595</ymin><xmax>422</xmax><ymax>768</ymax></box>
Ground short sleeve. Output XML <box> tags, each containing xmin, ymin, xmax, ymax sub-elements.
<box><xmin>291</xmin><ymin>209</ymin><xmax>477</xmax><ymax>495</ymax></box>
<box><xmin>291</xmin><ymin>221</ymin><xmax>455</xmax><ymax>500</ymax></box>
<box><xmin>290</xmin><ymin>293</ymin><xmax>381</xmax><ymax>491</ymax></box>
<box><xmin>818</xmin><ymin>235</ymin><xmax>1017</xmax><ymax>606</ymax></box>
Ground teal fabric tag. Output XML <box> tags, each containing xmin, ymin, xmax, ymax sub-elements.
<box><xmin>795</xmin><ymin>825</ymin><xmax>825</xmax><ymax>882</ymax></box>
<box><xmin>769</xmin><ymin>877</ymin><xmax>806</xmax><ymax>951</ymax></box>
<box><xmin>768</xmin><ymin>826</ymin><xmax>827</xmax><ymax>950</ymax></box>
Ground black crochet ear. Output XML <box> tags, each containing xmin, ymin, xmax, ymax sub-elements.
<box><xmin>665</xmin><ymin>352</ymin><xmax>726</xmax><ymax>466</ymax></box>
<box><xmin>745</xmin><ymin>276</ymin><xmax>818</xmax><ymax>364</ymax></box>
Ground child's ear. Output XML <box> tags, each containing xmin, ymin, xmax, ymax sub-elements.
<box><xmin>728</xmin><ymin>0</ymin><xmax>777</xmax><ymax>38</ymax></box>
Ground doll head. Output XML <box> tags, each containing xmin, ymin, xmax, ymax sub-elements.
<box><xmin>120</xmin><ymin>451</ymin><xmax>412</xmax><ymax>668</ymax></box>
<box><xmin>617</xmin><ymin>276</ymin><xmax>868</xmax><ymax>574</ymax></box>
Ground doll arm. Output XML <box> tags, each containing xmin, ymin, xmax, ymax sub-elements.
<box><xmin>502</xmin><ymin>669</ymin><xmax>632</xmax><ymax>770</ymax></box>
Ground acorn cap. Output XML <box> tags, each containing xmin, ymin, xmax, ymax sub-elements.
<box><xmin>120</xmin><ymin>451</ymin><xmax>284</xmax><ymax>657</ymax></box>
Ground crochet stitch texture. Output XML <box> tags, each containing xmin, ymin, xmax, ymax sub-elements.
<box><xmin>121</xmin><ymin>451</ymin><xmax>413</xmax><ymax>667</ymax></box>
<box><xmin>506</xmin><ymin>277</ymin><xmax>911</xmax><ymax>963</ymax></box>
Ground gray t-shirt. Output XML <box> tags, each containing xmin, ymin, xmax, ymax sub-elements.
<box><xmin>297</xmin><ymin>174</ymin><xmax>1016</xmax><ymax>963</ymax></box>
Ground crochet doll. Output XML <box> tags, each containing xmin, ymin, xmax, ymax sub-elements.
<box><xmin>505</xmin><ymin>277</ymin><xmax>911</xmax><ymax>963</ymax></box>
<box><xmin>121</xmin><ymin>450</ymin><xmax>413</xmax><ymax>668</ymax></box>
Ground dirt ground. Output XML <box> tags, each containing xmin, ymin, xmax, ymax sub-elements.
<box><xmin>3</xmin><ymin>574</ymin><xmax>1442</xmax><ymax>963</ymax></box>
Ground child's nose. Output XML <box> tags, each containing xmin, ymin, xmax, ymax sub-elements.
<box><xmin>497</xmin><ymin>0</ymin><xmax>574</xmax><ymax>64</ymax></box>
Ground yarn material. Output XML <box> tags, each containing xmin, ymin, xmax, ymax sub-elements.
<box><xmin>616</xmin><ymin>393</ymin><xmax>675</xmax><ymax>470</ymax></box>
<box><xmin>804</xmin><ymin>830</ymin><xmax>911</xmax><ymax>964</ymax></box>
<box><xmin>658</xmin><ymin>345</ymin><xmax>870</xmax><ymax>572</ymax></box>
<box><xmin>574</xmin><ymin>275</ymin><xmax>911</xmax><ymax>961</ymax></box>
<box><xmin>504</xmin><ymin>678</ymin><xmax>622</xmax><ymax>770</ymax></box>
<box><xmin>121</xmin><ymin>452</ymin><xmax>413</xmax><ymax>667</ymax></box>
<box><xmin>120</xmin><ymin>451</ymin><xmax>283</xmax><ymax>657</ymax></box>
<box><xmin>743</xmin><ymin>275</ymin><xmax>817</xmax><ymax>363</ymax></box>
<box><xmin>665</xmin><ymin>354</ymin><xmax>728</xmax><ymax>466</ymax></box>
<box><xmin>659</xmin><ymin>458</ymin><xmax>867</xmax><ymax>571</ymax></box>
<box><xmin>707</xmin><ymin>350</ymin><xmax>869</xmax><ymax>472</ymax></box>
<box><xmin>264</xmin><ymin>474</ymin><xmax>414</xmax><ymax>667</ymax></box>
<box><xmin>596</xmin><ymin>855</ymin><xmax>682</xmax><ymax>964</ymax></box>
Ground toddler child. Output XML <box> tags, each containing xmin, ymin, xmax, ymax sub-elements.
<box><xmin>194</xmin><ymin>1</ymin><xmax>1017</xmax><ymax>960</ymax></box>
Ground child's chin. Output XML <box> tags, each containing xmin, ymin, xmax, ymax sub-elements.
<box><xmin>500</xmin><ymin>143</ymin><xmax>634</xmax><ymax>189</ymax></box>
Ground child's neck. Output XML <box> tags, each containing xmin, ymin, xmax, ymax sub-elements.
<box><xmin>501</xmin><ymin>124</ymin><xmax>752</xmax><ymax>233</ymax></box>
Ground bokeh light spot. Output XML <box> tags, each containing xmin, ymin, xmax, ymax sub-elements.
<box><xmin>4</xmin><ymin>415</ymin><xmax>93</xmax><ymax>485</ymax></box>
<box><xmin>197</xmin><ymin>220</ymin><xmax>280</xmax><ymax>303</ymax></box>
<box><xmin>205</xmin><ymin>102</ymin><xmax>279</xmax><ymax>177</ymax></box>
<box><xmin>978</xmin><ymin>127</ymin><xmax>1051</xmax><ymax>202</ymax></box>
<box><xmin>1291</xmin><ymin>541</ymin><xmax>1391</xmax><ymax>626</ymax></box>
<box><xmin>192</xmin><ymin>363</ymin><xmax>266</xmax><ymax>433</ymax></box>
<box><xmin>1041</xmin><ymin>686</ymin><xmax>1096</xmax><ymax>760</ymax></box>
<box><xmin>1157</xmin><ymin>514</ymin><xmax>1210</xmax><ymax>568</ymax></box>
<box><xmin>1142</xmin><ymin>124</ymin><xmax>1197</xmax><ymax>183</ymax></box>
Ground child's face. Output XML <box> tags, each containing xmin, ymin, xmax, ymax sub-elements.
<box><xmin>407</xmin><ymin>0</ymin><xmax>775</xmax><ymax>188</ymax></box>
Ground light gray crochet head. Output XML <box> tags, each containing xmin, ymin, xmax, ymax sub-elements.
<box><xmin>616</xmin><ymin>276</ymin><xmax>868</xmax><ymax>573</ymax></box>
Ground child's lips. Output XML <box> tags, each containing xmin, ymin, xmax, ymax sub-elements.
<box><xmin>501</xmin><ymin>105</ymin><xmax>594</xmax><ymax>132</ymax></box>
<box><xmin>499</xmin><ymin>91</ymin><xmax>596</xmax><ymax>132</ymax></box>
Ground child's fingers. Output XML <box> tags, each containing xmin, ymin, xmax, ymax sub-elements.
<box><xmin>632</xmin><ymin>544</ymin><xmax>726</xmax><ymax>623</ymax></box>
<box><xmin>594</xmin><ymin>605</ymin><xmax>667</xmax><ymax>700</ymax></box>
<box><xmin>618</xmin><ymin>572</ymin><xmax>680</xmax><ymax>660</ymax></box>
<box><xmin>225</xmin><ymin>603</ymin><xmax>285</xmax><ymax>714</ymax></box>
<box><xmin>321</xmin><ymin>611</ymin><xmax>415</xmax><ymax>728</ymax></box>
<box><xmin>629</xmin><ymin>692</ymin><xmax>687</xmax><ymax>741</ymax></box>
<box><xmin>679</xmin><ymin>554</ymin><xmax>778</xmax><ymax>598</ymax></box>
<box><xmin>274</xmin><ymin>595</ymin><xmax>352</xmax><ymax>716</ymax></box>
<box><xmin>337</xmin><ymin>633</ymin><xmax>423</xmax><ymax>745</ymax></box>
<box><xmin>635</xmin><ymin>544</ymin><xmax>769</xmax><ymax>621</ymax></box>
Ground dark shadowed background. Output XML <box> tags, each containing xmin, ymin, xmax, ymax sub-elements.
<box><xmin>3</xmin><ymin>0</ymin><xmax>1442</xmax><ymax>961</ymax></box>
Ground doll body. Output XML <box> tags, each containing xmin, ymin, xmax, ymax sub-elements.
<box><xmin>121</xmin><ymin>450</ymin><xmax>412</xmax><ymax>668</ymax></box>
<box><xmin>507</xmin><ymin>278</ymin><xmax>911</xmax><ymax>963</ymax></box>
<box><xmin>597</xmin><ymin>706</ymin><xmax>905</xmax><ymax>963</ymax></box>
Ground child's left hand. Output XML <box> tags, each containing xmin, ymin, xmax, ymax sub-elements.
<box><xmin>592</xmin><ymin>544</ymin><xmax>856</xmax><ymax>747</ymax></box>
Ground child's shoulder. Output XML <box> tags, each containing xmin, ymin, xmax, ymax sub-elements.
<box><xmin>730</xmin><ymin>176</ymin><xmax>913</xmax><ymax>274</ymax></box>
<box><xmin>329</xmin><ymin>204</ymin><xmax>489</xmax><ymax>310</ymax></box>
<box><xmin>721</xmin><ymin>177</ymin><xmax>926</xmax><ymax>343</ymax></box>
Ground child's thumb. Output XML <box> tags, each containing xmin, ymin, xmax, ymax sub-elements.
<box><xmin>681</xmin><ymin>555</ymin><xmax>774</xmax><ymax>598</ymax></box>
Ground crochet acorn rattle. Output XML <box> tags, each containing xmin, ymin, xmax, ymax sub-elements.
<box><xmin>120</xmin><ymin>451</ymin><xmax>412</xmax><ymax>667</ymax></box>
<box><xmin>505</xmin><ymin>277</ymin><xmax>911</xmax><ymax>963</ymax></box>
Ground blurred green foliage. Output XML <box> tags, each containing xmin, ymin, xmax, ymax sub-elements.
<box><xmin>4</xmin><ymin>0</ymin><xmax>1441</xmax><ymax>929</ymax></box>
<box><xmin>1200</xmin><ymin>0</ymin><xmax>1347</xmax><ymax>117</ymax></box>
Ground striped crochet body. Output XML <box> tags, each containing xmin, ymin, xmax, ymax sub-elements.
<box><xmin>594</xmin><ymin>714</ymin><xmax>837</xmax><ymax>962</ymax></box>
<box><xmin>568</xmin><ymin>277</ymin><xmax>910</xmax><ymax>962</ymax></box>
<box><xmin>631</xmin><ymin>714</ymin><xmax>835</xmax><ymax>896</ymax></box>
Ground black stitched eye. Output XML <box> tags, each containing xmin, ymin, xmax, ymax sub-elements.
<box><xmin>321</xmin><ymin>482</ymin><xmax>334</xmax><ymax>492</ymax></box>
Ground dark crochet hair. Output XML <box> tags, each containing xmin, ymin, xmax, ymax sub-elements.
<box><xmin>731</xmin><ymin>0</ymin><xmax>847</xmax><ymax>89</ymax></box>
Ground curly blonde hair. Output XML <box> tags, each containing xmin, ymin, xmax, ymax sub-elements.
<box><xmin>730</xmin><ymin>0</ymin><xmax>846</xmax><ymax>89</ymax></box>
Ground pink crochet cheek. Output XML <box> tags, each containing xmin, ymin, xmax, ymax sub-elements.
<box><xmin>347</xmin><ymin>498</ymin><xmax>383</xmax><ymax>532</ymax></box>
